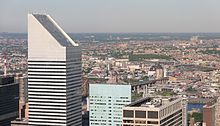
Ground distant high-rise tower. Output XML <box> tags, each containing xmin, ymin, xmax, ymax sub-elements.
<box><xmin>4</xmin><ymin>53</ymin><xmax>7</xmax><ymax>76</ymax></box>
<box><xmin>15</xmin><ymin>73</ymin><xmax>28</xmax><ymax>119</ymax></box>
<box><xmin>215</xmin><ymin>97</ymin><xmax>220</xmax><ymax>126</ymax></box>
<box><xmin>203</xmin><ymin>103</ymin><xmax>215</xmax><ymax>126</ymax></box>
<box><xmin>28</xmin><ymin>14</ymin><xmax>82</xmax><ymax>126</ymax></box>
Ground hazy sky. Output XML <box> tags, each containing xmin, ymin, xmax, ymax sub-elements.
<box><xmin>0</xmin><ymin>0</ymin><xmax>220</xmax><ymax>33</ymax></box>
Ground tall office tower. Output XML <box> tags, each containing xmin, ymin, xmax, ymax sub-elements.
<box><xmin>15</xmin><ymin>73</ymin><xmax>28</xmax><ymax>119</ymax></box>
<box><xmin>122</xmin><ymin>97</ymin><xmax>183</xmax><ymax>126</ymax></box>
<box><xmin>215</xmin><ymin>97</ymin><xmax>220</xmax><ymax>126</ymax></box>
<box><xmin>0</xmin><ymin>75</ymin><xmax>19</xmax><ymax>125</ymax></box>
<box><xmin>89</xmin><ymin>84</ymin><xmax>131</xmax><ymax>126</ymax></box>
<box><xmin>182</xmin><ymin>99</ymin><xmax>188</xmax><ymax>126</ymax></box>
<box><xmin>203</xmin><ymin>103</ymin><xmax>215</xmax><ymax>126</ymax></box>
<box><xmin>28</xmin><ymin>14</ymin><xmax>82</xmax><ymax>126</ymax></box>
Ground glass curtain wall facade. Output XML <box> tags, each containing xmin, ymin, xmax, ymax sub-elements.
<box><xmin>89</xmin><ymin>84</ymin><xmax>131</xmax><ymax>126</ymax></box>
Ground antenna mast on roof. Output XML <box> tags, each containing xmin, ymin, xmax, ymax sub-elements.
<box><xmin>4</xmin><ymin>53</ymin><xmax>7</xmax><ymax>76</ymax></box>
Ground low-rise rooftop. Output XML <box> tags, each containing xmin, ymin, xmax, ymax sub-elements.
<box><xmin>126</xmin><ymin>97</ymin><xmax>179</xmax><ymax>108</ymax></box>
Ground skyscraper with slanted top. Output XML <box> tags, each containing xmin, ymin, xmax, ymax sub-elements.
<box><xmin>28</xmin><ymin>13</ymin><xmax>82</xmax><ymax>126</ymax></box>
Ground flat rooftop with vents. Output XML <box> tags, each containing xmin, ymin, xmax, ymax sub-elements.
<box><xmin>122</xmin><ymin>97</ymin><xmax>183</xmax><ymax>126</ymax></box>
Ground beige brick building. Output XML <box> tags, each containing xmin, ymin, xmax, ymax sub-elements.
<box><xmin>122</xmin><ymin>97</ymin><xmax>183</xmax><ymax>126</ymax></box>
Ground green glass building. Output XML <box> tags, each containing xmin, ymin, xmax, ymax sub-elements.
<box><xmin>89</xmin><ymin>84</ymin><xmax>131</xmax><ymax>126</ymax></box>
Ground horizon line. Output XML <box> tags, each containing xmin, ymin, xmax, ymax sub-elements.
<box><xmin>1</xmin><ymin>32</ymin><xmax>220</xmax><ymax>34</ymax></box>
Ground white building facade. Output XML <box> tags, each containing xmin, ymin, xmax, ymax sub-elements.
<box><xmin>28</xmin><ymin>14</ymin><xmax>82</xmax><ymax>126</ymax></box>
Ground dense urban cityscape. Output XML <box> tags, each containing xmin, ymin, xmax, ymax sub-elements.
<box><xmin>2</xmin><ymin>27</ymin><xmax>220</xmax><ymax>125</ymax></box>
<box><xmin>1</xmin><ymin>0</ymin><xmax>220</xmax><ymax>126</ymax></box>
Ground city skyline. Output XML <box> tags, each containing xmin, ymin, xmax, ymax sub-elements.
<box><xmin>1</xmin><ymin>0</ymin><xmax>220</xmax><ymax>33</ymax></box>
<box><xmin>1</xmin><ymin>0</ymin><xmax>220</xmax><ymax>126</ymax></box>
